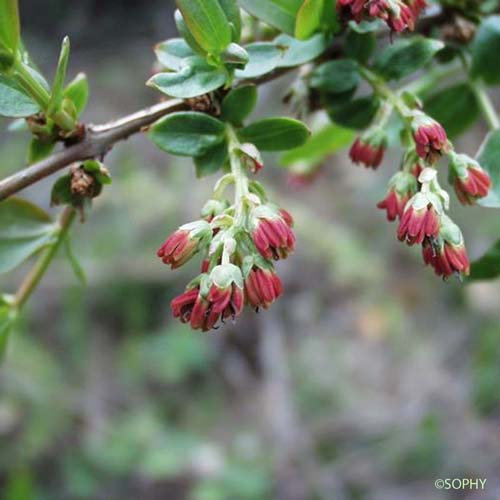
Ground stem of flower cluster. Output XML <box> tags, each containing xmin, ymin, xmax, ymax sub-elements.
<box><xmin>471</xmin><ymin>81</ymin><xmax>500</xmax><ymax>131</ymax></box>
<box><xmin>13</xmin><ymin>206</ymin><xmax>77</xmax><ymax>310</ymax></box>
<box><xmin>227</xmin><ymin>125</ymin><xmax>250</xmax><ymax>227</ymax></box>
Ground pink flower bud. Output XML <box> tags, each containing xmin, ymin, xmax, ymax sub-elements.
<box><xmin>245</xmin><ymin>266</ymin><xmax>283</xmax><ymax>310</ymax></box>
<box><xmin>157</xmin><ymin>221</ymin><xmax>211</xmax><ymax>269</ymax></box>
<box><xmin>397</xmin><ymin>193</ymin><xmax>441</xmax><ymax>245</ymax></box>
<box><xmin>450</xmin><ymin>154</ymin><xmax>491</xmax><ymax>205</ymax></box>
<box><xmin>251</xmin><ymin>206</ymin><xmax>296</xmax><ymax>261</ymax></box>
<box><xmin>411</xmin><ymin>112</ymin><xmax>449</xmax><ymax>163</ymax></box>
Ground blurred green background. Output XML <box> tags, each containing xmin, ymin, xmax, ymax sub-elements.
<box><xmin>1</xmin><ymin>1</ymin><xmax>500</xmax><ymax>499</ymax></box>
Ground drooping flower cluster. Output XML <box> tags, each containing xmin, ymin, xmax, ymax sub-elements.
<box><xmin>338</xmin><ymin>0</ymin><xmax>427</xmax><ymax>32</ymax></box>
<box><xmin>158</xmin><ymin>141</ymin><xmax>295</xmax><ymax>331</ymax></box>
<box><xmin>347</xmin><ymin>99</ymin><xmax>491</xmax><ymax>280</ymax></box>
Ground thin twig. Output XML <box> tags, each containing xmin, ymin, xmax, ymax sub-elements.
<box><xmin>0</xmin><ymin>99</ymin><xmax>187</xmax><ymax>200</ymax></box>
<box><xmin>0</xmin><ymin>68</ymin><xmax>297</xmax><ymax>201</ymax></box>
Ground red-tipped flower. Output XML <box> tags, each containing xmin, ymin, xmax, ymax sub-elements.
<box><xmin>411</xmin><ymin>112</ymin><xmax>449</xmax><ymax>163</ymax></box>
<box><xmin>349</xmin><ymin>132</ymin><xmax>386</xmax><ymax>169</ymax></box>
<box><xmin>245</xmin><ymin>265</ymin><xmax>283</xmax><ymax>310</ymax></box>
<box><xmin>377</xmin><ymin>171</ymin><xmax>418</xmax><ymax>221</ymax></box>
<box><xmin>422</xmin><ymin>215</ymin><xmax>469</xmax><ymax>279</ymax></box>
<box><xmin>251</xmin><ymin>205</ymin><xmax>295</xmax><ymax>260</ymax></box>
<box><xmin>397</xmin><ymin>192</ymin><xmax>441</xmax><ymax>245</ymax></box>
<box><xmin>338</xmin><ymin>0</ymin><xmax>419</xmax><ymax>32</ymax></box>
<box><xmin>172</xmin><ymin>264</ymin><xmax>244</xmax><ymax>332</ymax></box>
<box><xmin>157</xmin><ymin>220</ymin><xmax>211</xmax><ymax>269</ymax></box>
<box><xmin>449</xmin><ymin>153</ymin><xmax>491</xmax><ymax>205</ymax></box>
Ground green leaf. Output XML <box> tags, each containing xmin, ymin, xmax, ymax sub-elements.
<box><xmin>281</xmin><ymin>123</ymin><xmax>354</xmax><ymax>166</ymax></box>
<box><xmin>310</xmin><ymin>59</ymin><xmax>360</xmax><ymax>94</ymax></box>
<box><xmin>345</xmin><ymin>29</ymin><xmax>376</xmax><ymax>64</ymax></box>
<box><xmin>194</xmin><ymin>140</ymin><xmax>229</xmax><ymax>177</ymax></box>
<box><xmin>470</xmin><ymin>240</ymin><xmax>500</xmax><ymax>281</ymax></box>
<box><xmin>0</xmin><ymin>75</ymin><xmax>40</xmax><ymax>117</ymax></box>
<box><xmin>148</xmin><ymin>111</ymin><xmax>226</xmax><ymax>157</ymax></box>
<box><xmin>0</xmin><ymin>197</ymin><xmax>56</xmax><ymax>274</ymax></box>
<box><xmin>295</xmin><ymin>0</ymin><xmax>324</xmax><ymax>40</ymax></box>
<box><xmin>477</xmin><ymin>130</ymin><xmax>500</xmax><ymax>208</ymax></box>
<box><xmin>235</xmin><ymin>43</ymin><xmax>282</xmax><ymax>79</ymax></box>
<box><xmin>238</xmin><ymin>117</ymin><xmax>310</xmax><ymax>151</ymax></box>
<box><xmin>0</xmin><ymin>0</ymin><xmax>20</xmax><ymax>54</ymax></box>
<box><xmin>155</xmin><ymin>38</ymin><xmax>195</xmax><ymax>71</ymax></box>
<box><xmin>239</xmin><ymin>0</ymin><xmax>303</xmax><ymax>34</ymax></box>
<box><xmin>28</xmin><ymin>138</ymin><xmax>55</xmax><ymax>164</ymax></box>
<box><xmin>51</xmin><ymin>174</ymin><xmax>74</xmax><ymax>207</ymax></box>
<box><xmin>174</xmin><ymin>10</ymin><xmax>206</xmax><ymax>55</ymax></box>
<box><xmin>147</xmin><ymin>56</ymin><xmax>227</xmax><ymax>99</ymax></box>
<box><xmin>176</xmin><ymin>0</ymin><xmax>232</xmax><ymax>54</ymax></box>
<box><xmin>471</xmin><ymin>16</ymin><xmax>500</xmax><ymax>84</ymax></box>
<box><xmin>221</xmin><ymin>85</ymin><xmax>257</xmax><ymax>125</ymax></box>
<box><xmin>48</xmin><ymin>36</ymin><xmax>70</xmax><ymax>116</ymax></box>
<box><xmin>275</xmin><ymin>33</ymin><xmax>329</xmax><ymax>68</ymax></box>
<box><xmin>424</xmin><ymin>83</ymin><xmax>478</xmax><ymax>139</ymax></box>
<box><xmin>0</xmin><ymin>305</ymin><xmax>17</xmax><ymax>360</ymax></box>
<box><xmin>373</xmin><ymin>37</ymin><xmax>444</xmax><ymax>81</ymax></box>
<box><xmin>327</xmin><ymin>95</ymin><xmax>380</xmax><ymax>129</ymax></box>
<box><xmin>63</xmin><ymin>72</ymin><xmax>89</xmax><ymax>116</ymax></box>
<box><xmin>219</xmin><ymin>0</ymin><xmax>242</xmax><ymax>42</ymax></box>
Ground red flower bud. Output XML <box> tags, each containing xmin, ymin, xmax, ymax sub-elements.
<box><xmin>450</xmin><ymin>154</ymin><xmax>491</xmax><ymax>205</ymax></box>
<box><xmin>422</xmin><ymin>216</ymin><xmax>469</xmax><ymax>279</ymax></box>
<box><xmin>157</xmin><ymin>221</ymin><xmax>211</xmax><ymax>269</ymax></box>
<box><xmin>171</xmin><ymin>288</ymin><xmax>199</xmax><ymax>324</ymax></box>
<box><xmin>245</xmin><ymin>266</ymin><xmax>283</xmax><ymax>310</ymax></box>
<box><xmin>378</xmin><ymin>190</ymin><xmax>411</xmax><ymax>221</ymax></box>
<box><xmin>411</xmin><ymin>112</ymin><xmax>449</xmax><ymax>163</ymax></box>
<box><xmin>397</xmin><ymin>193</ymin><xmax>441</xmax><ymax>245</ymax></box>
<box><xmin>349</xmin><ymin>136</ymin><xmax>385</xmax><ymax>169</ymax></box>
<box><xmin>339</xmin><ymin>0</ymin><xmax>419</xmax><ymax>32</ymax></box>
<box><xmin>171</xmin><ymin>264</ymin><xmax>245</xmax><ymax>331</ymax></box>
<box><xmin>251</xmin><ymin>206</ymin><xmax>296</xmax><ymax>260</ymax></box>
<box><xmin>377</xmin><ymin>171</ymin><xmax>418</xmax><ymax>221</ymax></box>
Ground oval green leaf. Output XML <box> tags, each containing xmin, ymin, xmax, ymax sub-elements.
<box><xmin>148</xmin><ymin>111</ymin><xmax>226</xmax><ymax>157</ymax></box>
<box><xmin>147</xmin><ymin>56</ymin><xmax>227</xmax><ymax>99</ymax></box>
<box><xmin>235</xmin><ymin>43</ymin><xmax>282</xmax><ymax>79</ymax></box>
<box><xmin>239</xmin><ymin>0</ymin><xmax>303</xmax><ymax>34</ymax></box>
<box><xmin>238</xmin><ymin>117</ymin><xmax>310</xmax><ymax>151</ymax></box>
<box><xmin>295</xmin><ymin>0</ymin><xmax>324</xmax><ymax>40</ymax></box>
<box><xmin>275</xmin><ymin>33</ymin><xmax>329</xmax><ymax>68</ymax></box>
<box><xmin>471</xmin><ymin>16</ymin><xmax>500</xmax><ymax>85</ymax></box>
<box><xmin>0</xmin><ymin>197</ymin><xmax>56</xmax><ymax>274</ymax></box>
<box><xmin>373</xmin><ymin>37</ymin><xmax>444</xmax><ymax>81</ymax></box>
<box><xmin>194</xmin><ymin>140</ymin><xmax>229</xmax><ymax>177</ymax></box>
<box><xmin>221</xmin><ymin>85</ymin><xmax>257</xmax><ymax>125</ymax></box>
<box><xmin>424</xmin><ymin>83</ymin><xmax>478</xmax><ymax>139</ymax></box>
<box><xmin>470</xmin><ymin>239</ymin><xmax>500</xmax><ymax>281</ymax></box>
<box><xmin>310</xmin><ymin>59</ymin><xmax>360</xmax><ymax>94</ymax></box>
<box><xmin>327</xmin><ymin>95</ymin><xmax>380</xmax><ymax>129</ymax></box>
<box><xmin>155</xmin><ymin>38</ymin><xmax>195</xmax><ymax>71</ymax></box>
<box><xmin>176</xmin><ymin>0</ymin><xmax>232</xmax><ymax>54</ymax></box>
<box><xmin>0</xmin><ymin>76</ymin><xmax>40</xmax><ymax>117</ymax></box>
